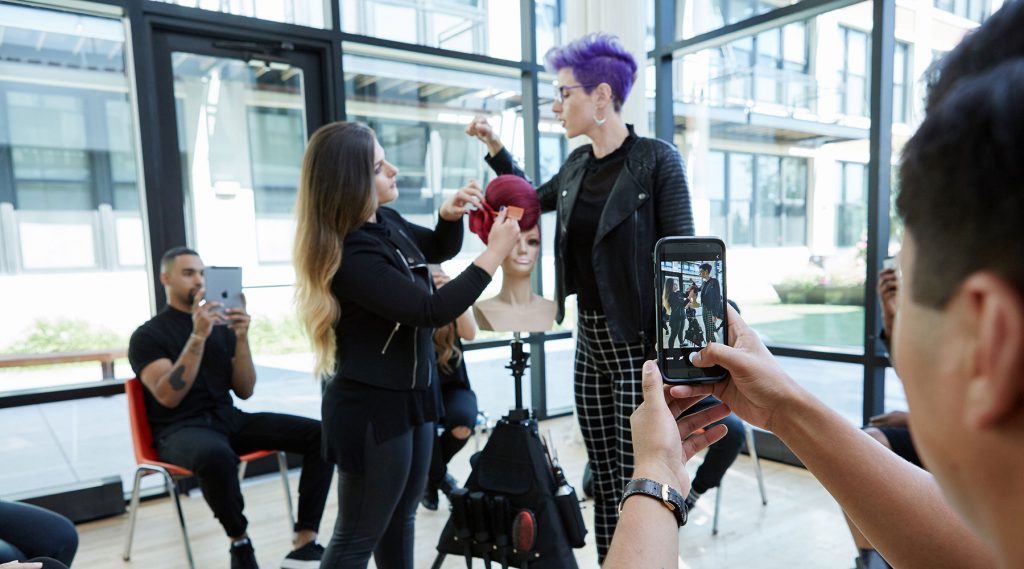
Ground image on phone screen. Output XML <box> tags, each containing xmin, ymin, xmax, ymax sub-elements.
<box><xmin>657</xmin><ymin>244</ymin><xmax>726</xmax><ymax>381</ymax></box>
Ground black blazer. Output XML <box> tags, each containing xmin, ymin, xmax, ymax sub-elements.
<box><xmin>329</xmin><ymin>207</ymin><xmax>491</xmax><ymax>391</ymax></box>
<box><xmin>700</xmin><ymin>278</ymin><xmax>723</xmax><ymax>319</ymax></box>
<box><xmin>485</xmin><ymin>131</ymin><xmax>694</xmax><ymax>344</ymax></box>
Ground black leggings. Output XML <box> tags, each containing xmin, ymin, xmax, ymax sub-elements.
<box><xmin>321</xmin><ymin>421</ymin><xmax>433</xmax><ymax>569</ymax></box>
<box><xmin>428</xmin><ymin>387</ymin><xmax>477</xmax><ymax>485</ymax></box>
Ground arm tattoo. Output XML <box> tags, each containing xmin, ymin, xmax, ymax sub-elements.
<box><xmin>168</xmin><ymin>366</ymin><xmax>187</xmax><ymax>391</ymax></box>
<box><xmin>188</xmin><ymin>338</ymin><xmax>204</xmax><ymax>356</ymax></box>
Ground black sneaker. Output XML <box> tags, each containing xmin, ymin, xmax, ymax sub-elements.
<box><xmin>230</xmin><ymin>537</ymin><xmax>259</xmax><ymax>569</ymax></box>
<box><xmin>281</xmin><ymin>542</ymin><xmax>324</xmax><ymax>569</ymax></box>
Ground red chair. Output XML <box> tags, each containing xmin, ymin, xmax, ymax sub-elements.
<box><xmin>122</xmin><ymin>378</ymin><xmax>295</xmax><ymax>569</ymax></box>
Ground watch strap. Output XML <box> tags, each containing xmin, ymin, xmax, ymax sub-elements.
<box><xmin>619</xmin><ymin>477</ymin><xmax>688</xmax><ymax>527</ymax></box>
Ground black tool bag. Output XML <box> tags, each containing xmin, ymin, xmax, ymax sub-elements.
<box><xmin>434</xmin><ymin>415</ymin><xmax>584</xmax><ymax>568</ymax></box>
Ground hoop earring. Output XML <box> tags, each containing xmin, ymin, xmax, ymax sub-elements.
<box><xmin>593</xmin><ymin>114</ymin><xmax>606</xmax><ymax>126</ymax></box>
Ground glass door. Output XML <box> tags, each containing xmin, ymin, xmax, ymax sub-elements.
<box><xmin>150</xmin><ymin>30</ymin><xmax>326</xmax><ymax>380</ymax></box>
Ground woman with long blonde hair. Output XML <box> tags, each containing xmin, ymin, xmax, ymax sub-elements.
<box><xmin>293</xmin><ymin>121</ymin><xmax>520</xmax><ymax>568</ymax></box>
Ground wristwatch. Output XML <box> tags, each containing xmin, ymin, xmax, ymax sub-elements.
<box><xmin>619</xmin><ymin>478</ymin><xmax>688</xmax><ymax>527</ymax></box>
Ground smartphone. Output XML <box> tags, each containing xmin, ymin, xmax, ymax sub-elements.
<box><xmin>882</xmin><ymin>257</ymin><xmax>896</xmax><ymax>270</ymax></box>
<box><xmin>654</xmin><ymin>237</ymin><xmax>728</xmax><ymax>384</ymax></box>
<box><xmin>203</xmin><ymin>266</ymin><xmax>243</xmax><ymax>324</ymax></box>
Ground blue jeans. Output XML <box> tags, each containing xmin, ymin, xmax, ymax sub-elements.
<box><xmin>0</xmin><ymin>500</ymin><xmax>78</xmax><ymax>565</ymax></box>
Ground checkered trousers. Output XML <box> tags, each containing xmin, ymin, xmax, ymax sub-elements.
<box><xmin>575</xmin><ymin>310</ymin><xmax>647</xmax><ymax>562</ymax></box>
<box><xmin>703</xmin><ymin>309</ymin><xmax>718</xmax><ymax>343</ymax></box>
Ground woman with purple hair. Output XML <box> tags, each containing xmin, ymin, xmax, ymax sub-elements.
<box><xmin>465</xmin><ymin>33</ymin><xmax>703</xmax><ymax>560</ymax></box>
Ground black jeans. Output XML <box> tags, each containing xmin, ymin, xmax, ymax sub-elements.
<box><xmin>684</xmin><ymin>397</ymin><xmax>746</xmax><ymax>494</ymax></box>
<box><xmin>0</xmin><ymin>500</ymin><xmax>77</xmax><ymax>565</ymax></box>
<box><xmin>156</xmin><ymin>407</ymin><xmax>333</xmax><ymax>538</ymax></box>
<box><xmin>321</xmin><ymin>421</ymin><xmax>433</xmax><ymax>569</ymax></box>
<box><xmin>428</xmin><ymin>387</ymin><xmax>477</xmax><ymax>485</ymax></box>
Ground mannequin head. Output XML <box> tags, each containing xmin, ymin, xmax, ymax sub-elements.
<box><xmin>469</xmin><ymin>175</ymin><xmax>541</xmax><ymax>246</ymax></box>
<box><xmin>501</xmin><ymin>226</ymin><xmax>541</xmax><ymax>278</ymax></box>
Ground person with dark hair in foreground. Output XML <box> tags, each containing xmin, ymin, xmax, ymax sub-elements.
<box><xmin>605</xmin><ymin>2</ymin><xmax>1024</xmax><ymax>567</ymax></box>
<box><xmin>128</xmin><ymin>247</ymin><xmax>333</xmax><ymax>569</ymax></box>
<box><xmin>0</xmin><ymin>501</ymin><xmax>77</xmax><ymax>567</ymax></box>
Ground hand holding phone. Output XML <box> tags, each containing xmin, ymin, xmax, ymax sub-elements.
<box><xmin>654</xmin><ymin>237</ymin><xmax>728</xmax><ymax>384</ymax></box>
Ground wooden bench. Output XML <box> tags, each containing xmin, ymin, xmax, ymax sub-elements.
<box><xmin>0</xmin><ymin>348</ymin><xmax>128</xmax><ymax>380</ymax></box>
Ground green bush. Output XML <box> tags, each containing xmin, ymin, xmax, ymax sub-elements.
<box><xmin>4</xmin><ymin>319</ymin><xmax>126</xmax><ymax>354</ymax></box>
<box><xmin>247</xmin><ymin>315</ymin><xmax>310</xmax><ymax>355</ymax></box>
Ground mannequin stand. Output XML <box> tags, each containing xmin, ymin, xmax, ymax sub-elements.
<box><xmin>505</xmin><ymin>332</ymin><xmax>530</xmax><ymax>422</ymax></box>
<box><xmin>430</xmin><ymin>333</ymin><xmax>583</xmax><ymax>569</ymax></box>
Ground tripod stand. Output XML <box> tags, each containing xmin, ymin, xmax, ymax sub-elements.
<box><xmin>430</xmin><ymin>333</ymin><xmax>584</xmax><ymax>569</ymax></box>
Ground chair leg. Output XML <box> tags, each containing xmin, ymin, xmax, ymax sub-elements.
<box><xmin>122</xmin><ymin>467</ymin><xmax>146</xmax><ymax>561</ymax></box>
<box><xmin>277</xmin><ymin>451</ymin><xmax>296</xmax><ymax>527</ymax></box>
<box><xmin>712</xmin><ymin>480</ymin><xmax>723</xmax><ymax>536</ymax></box>
<box><xmin>164</xmin><ymin>470</ymin><xmax>196</xmax><ymax>569</ymax></box>
<box><xmin>745</xmin><ymin>425</ymin><xmax>768</xmax><ymax>506</ymax></box>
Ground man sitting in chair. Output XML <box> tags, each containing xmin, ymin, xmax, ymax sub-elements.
<box><xmin>128</xmin><ymin>247</ymin><xmax>333</xmax><ymax>569</ymax></box>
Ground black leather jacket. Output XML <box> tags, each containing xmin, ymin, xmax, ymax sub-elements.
<box><xmin>484</xmin><ymin>131</ymin><xmax>694</xmax><ymax>345</ymax></box>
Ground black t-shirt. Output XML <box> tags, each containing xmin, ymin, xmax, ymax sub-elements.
<box><xmin>127</xmin><ymin>306</ymin><xmax>237</xmax><ymax>437</ymax></box>
<box><xmin>567</xmin><ymin>128</ymin><xmax>638</xmax><ymax>311</ymax></box>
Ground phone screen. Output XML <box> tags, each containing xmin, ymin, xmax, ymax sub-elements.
<box><xmin>656</xmin><ymin>238</ymin><xmax>727</xmax><ymax>383</ymax></box>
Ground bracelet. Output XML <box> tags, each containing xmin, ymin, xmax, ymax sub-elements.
<box><xmin>619</xmin><ymin>478</ymin><xmax>688</xmax><ymax>527</ymax></box>
<box><xmin>190</xmin><ymin>333</ymin><xmax>208</xmax><ymax>342</ymax></box>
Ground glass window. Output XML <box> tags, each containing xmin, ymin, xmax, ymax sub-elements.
<box><xmin>535</xmin><ymin>0</ymin><xmax>564</xmax><ymax>64</ymax></box>
<box><xmin>837</xmin><ymin>161</ymin><xmax>867</xmax><ymax>248</ymax></box>
<box><xmin>342</xmin><ymin>0</ymin><xmax>522</xmax><ymax>61</ymax></box>
<box><xmin>933</xmin><ymin>0</ymin><xmax>990</xmax><ymax>22</ymax></box>
<box><xmin>699</xmin><ymin>21</ymin><xmax>808</xmax><ymax>110</ymax></box>
<box><xmin>0</xmin><ymin>4</ymin><xmax>148</xmax><ymax>395</ymax></box>
<box><xmin>701</xmin><ymin>151</ymin><xmax>807</xmax><ymax>248</ymax></box>
<box><xmin>674</xmin><ymin>3</ymin><xmax>871</xmax><ymax>350</ymax></box>
<box><xmin>155</xmin><ymin>0</ymin><xmax>328</xmax><ymax>28</ymax></box>
<box><xmin>839</xmin><ymin>26</ymin><xmax>870</xmax><ymax>117</ymax></box>
<box><xmin>893</xmin><ymin>42</ymin><xmax>910</xmax><ymax>124</ymax></box>
<box><xmin>342</xmin><ymin>45</ymin><xmax>564</xmax><ymax>342</ymax></box>
<box><xmin>728</xmin><ymin>153</ymin><xmax>753</xmax><ymax>246</ymax></box>
<box><xmin>676</xmin><ymin>0</ymin><xmax>805</xmax><ymax>40</ymax></box>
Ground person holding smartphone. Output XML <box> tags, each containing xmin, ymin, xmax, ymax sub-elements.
<box><xmin>292</xmin><ymin>121</ymin><xmax>519</xmax><ymax>568</ymax></box>
<box><xmin>464</xmin><ymin>33</ymin><xmax>694</xmax><ymax>559</ymax></box>
<box><xmin>607</xmin><ymin>4</ymin><xmax>1024</xmax><ymax>566</ymax></box>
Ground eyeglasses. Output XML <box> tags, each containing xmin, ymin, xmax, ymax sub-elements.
<box><xmin>554</xmin><ymin>84</ymin><xmax>585</xmax><ymax>103</ymax></box>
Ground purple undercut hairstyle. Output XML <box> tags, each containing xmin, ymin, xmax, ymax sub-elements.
<box><xmin>544</xmin><ymin>33</ymin><xmax>638</xmax><ymax>112</ymax></box>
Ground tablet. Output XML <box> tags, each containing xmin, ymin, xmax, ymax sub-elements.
<box><xmin>203</xmin><ymin>266</ymin><xmax>243</xmax><ymax>323</ymax></box>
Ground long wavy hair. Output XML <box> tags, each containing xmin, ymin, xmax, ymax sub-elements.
<box><xmin>293</xmin><ymin>122</ymin><xmax>377</xmax><ymax>380</ymax></box>
<box><xmin>662</xmin><ymin>277</ymin><xmax>678</xmax><ymax>313</ymax></box>
<box><xmin>433</xmin><ymin>322</ymin><xmax>463</xmax><ymax>375</ymax></box>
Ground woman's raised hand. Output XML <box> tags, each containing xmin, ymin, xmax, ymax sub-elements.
<box><xmin>439</xmin><ymin>180</ymin><xmax>483</xmax><ymax>221</ymax></box>
<box><xmin>465</xmin><ymin>115</ymin><xmax>504</xmax><ymax>156</ymax></box>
